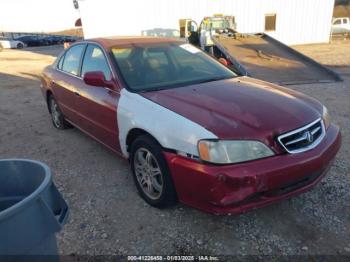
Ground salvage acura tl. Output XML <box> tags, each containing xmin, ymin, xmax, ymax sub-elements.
<box><xmin>40</xmin><ymin>37</ymin><xmax>341</xmax><ymax>215</ymax></box>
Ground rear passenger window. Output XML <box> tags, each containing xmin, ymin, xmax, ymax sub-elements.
<box><xmin>81</xmin><ymin>45</ymin><xmax>112</xmax><ymax>81</ymax></box>
<box><xmin>62</xmin><ymin>44</ymin><xmax>85</xmax><ymax>76</ymax></box>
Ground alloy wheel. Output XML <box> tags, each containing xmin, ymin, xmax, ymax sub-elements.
<box><xmin>133</xmin><ymin>148</ymin><xmax>164</xmax><ymax>200</ymax></box>
<box><xmin>50</xmin><ymin>98</ymin><xmax>62</xmax><ymax>128</ymax></box>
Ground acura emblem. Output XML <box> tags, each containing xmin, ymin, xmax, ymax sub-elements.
<box><xmin>306</xmin><ymin>131</ymin><xmax>314</xmax><ymax>143</ymax></box>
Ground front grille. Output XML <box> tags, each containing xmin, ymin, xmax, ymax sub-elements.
<box><xmin>278</xmin><ymin>118</ymin><xmax>325</xmax><ymax>154</ymax></box>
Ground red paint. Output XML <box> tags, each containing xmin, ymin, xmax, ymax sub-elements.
<box><xmin>75</xmin><ymin>76</ymin><xmax>121</xmax><ymax>152</ymax></box>
<box><xmin>164</xmin><ymin>124</ymin><xmax>341</xmax><ymax>215</ymax></box>
<box><xmin>90</xmin><ymin>37</ymin><xmax>184</xmax><ymax>50</ymax></box>
<box><xmin>142</xmin><ymin>76</ymin><xmax>323</xmax><ymax>154</ymax></box>
<box><xmin>42</xmin><ymin>59</ymin><xmax>121</xmax><ymax>154</ymax></box>
<box><xmin>83</xmin><ymin>71</ymin><xmax>114</xmax><ymax>89</ymax></box>
<box><xmin>41</xmin><ymin>37</ymin><xmax>342</xmax><ymax>215</ymax></box>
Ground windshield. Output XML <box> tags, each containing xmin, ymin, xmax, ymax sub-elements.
<box><xmin>111</xmin><ymin>43</ymin><xmax>237</xmax><ymax>92</ymax></box>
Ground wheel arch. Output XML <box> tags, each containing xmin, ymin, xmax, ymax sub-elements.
<box><xmin>46</xmin><ymin>90</ymin><xmax>53</xmax><ymax>113</ymax></box>
<box><xmin>125</xmin><ymin>128</ymin><xmax>165</xmax><ymax>155</ymax></box>
<box><xmin>16</xmin><ymin>42</ymin><xmax>24</xmax><ymax>49</ymax></box>
<box><xmin>128</xmin><ymin>128</ymin><xmax>179</xmax><ymax>207</ymax></box>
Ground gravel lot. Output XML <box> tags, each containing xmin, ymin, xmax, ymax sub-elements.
<box><xmin>0</xmin><ymin>43</ymin><xmax>349</xmax><ymax>258</ymax></box>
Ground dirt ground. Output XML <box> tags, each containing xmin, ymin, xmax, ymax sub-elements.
<box><xmin>0</xmin><ymin>42</ymin><xmax>349</xmax><ymax>257</ymax></box>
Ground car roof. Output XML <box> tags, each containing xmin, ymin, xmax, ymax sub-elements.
<box><xmin>85</xmin><ymin>37</ymin><xmax>185</xmax><ymax>49</ymax></box>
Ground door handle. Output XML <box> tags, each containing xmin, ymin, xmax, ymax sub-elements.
<box><xmin>74</xmin><ymin>92</ymin><xmax>80</xmax><ymax>97</ymax></box>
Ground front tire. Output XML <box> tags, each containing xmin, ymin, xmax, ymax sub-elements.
<box><xmin>17</xmin><ymin>43</ymin><xmax>24</xmax><ymax>49</ymax></box>
<box><xmin>130</xmin><ymin>135</ymin><xmax>177</xmax><ymax>208</ymax></box>
<box><xmin>49</xmin><ymin>96</ymin><xmax>71</xmax><ymax>130</ymax></box>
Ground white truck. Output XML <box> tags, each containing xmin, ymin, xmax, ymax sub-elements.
<box><xmin>76</xmin><ymin>1</ymin><xmax>341</xmax><ymax>85</ymax></box>
<box><xmin>0</xmin><ymin>37</ymin><xmax>25</xmax><ymax>49</ymax></box>
<box><xmin>332</xmin><ymin>17</ymin><xmax>350</xmax><ymax>34</ymax></box>
<box><xmin>198</xmin><ymin>15</ymin><xmax>236</xmax><ymax>52</ymax></box>
<box><xmin>180</xmin><ymin>15</ymin><xmax>236</xmax><ymax>53</ymax></box>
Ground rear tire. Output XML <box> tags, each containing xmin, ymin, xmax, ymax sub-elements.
<box><xmin>49</xmin><ymin>95</ymin><xmax>71</xmax><ymax>130</ymax></box>
<box><xmin>130</xmin><ymin>135</ymin><xmax>177</xmax><ymax>208</ymax></box>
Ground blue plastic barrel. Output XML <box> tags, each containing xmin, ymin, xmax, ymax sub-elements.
<box><xmin>0</xmin><ymin>159</ymin><xmax>69</xmax><ymax>256</ymax></box>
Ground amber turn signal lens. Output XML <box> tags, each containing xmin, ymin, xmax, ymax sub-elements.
<box><xmin>198</xmin><ymin>141</ymin><xmax>211</xmax><ymax>162</ymax></box>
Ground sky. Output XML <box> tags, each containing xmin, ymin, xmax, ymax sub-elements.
<box><xmin>0</xmin><ymin>0</ymin><xmax>79</xmax><ymax>32</ymax></box>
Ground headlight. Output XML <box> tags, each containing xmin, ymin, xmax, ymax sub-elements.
<box><xmin>322</xmin><ymin>106</ymin><xmax>330</xmax><ymax>129</ymax></box>
<box><xmin>198</xmin><ymin>140</ymin><xmax>275</xmax><ymax>164</ymax></box>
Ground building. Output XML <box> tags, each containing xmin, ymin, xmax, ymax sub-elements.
<box><xmin>333</xmin><ymin>2</ymin><xmax>350</xmax><ymax>18</ymax></box>
<box><xmin>77</xmin><ymin>0</ymin><xmax>335</xmax><ymax>45</ymax></box>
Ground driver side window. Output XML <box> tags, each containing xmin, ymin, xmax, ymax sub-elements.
<box><xmin>81</xmin><ymin>45</ymin><xmax>112</xmax><ymax>81</ymax></box>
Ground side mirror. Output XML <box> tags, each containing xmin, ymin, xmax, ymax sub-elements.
<box><xmin>83</xmin><ymin>71</ymin><xmax>113</xmax><ymax>88</ymax></box>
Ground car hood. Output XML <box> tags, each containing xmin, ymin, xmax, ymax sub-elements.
<box><xmin>141</xmin><ymin>77</ymin><xmax>323</xmax><ymax>152</ymax></box>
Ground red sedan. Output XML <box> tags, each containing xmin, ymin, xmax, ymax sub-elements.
<box><xmin>40</xmin><ymin>37</ymin><xmax>341</xmax><ymax>215</ymax></box>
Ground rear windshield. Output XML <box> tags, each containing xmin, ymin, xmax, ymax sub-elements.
<box><xmin>111</xmin><ymin>43</ymin><xmax>236</xmax><ymax>92</ymax></box>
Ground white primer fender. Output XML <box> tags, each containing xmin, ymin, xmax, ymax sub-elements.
<box><xmin>117</xmin><ymin>88</ymin><xmax>217</xmax><ymax>158</ymax></box>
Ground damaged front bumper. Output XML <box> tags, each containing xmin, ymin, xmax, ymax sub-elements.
<box><xmin>164</xmin><ymin>124</ymin><xmax>341</xmax><ymax>215</ymax></box>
